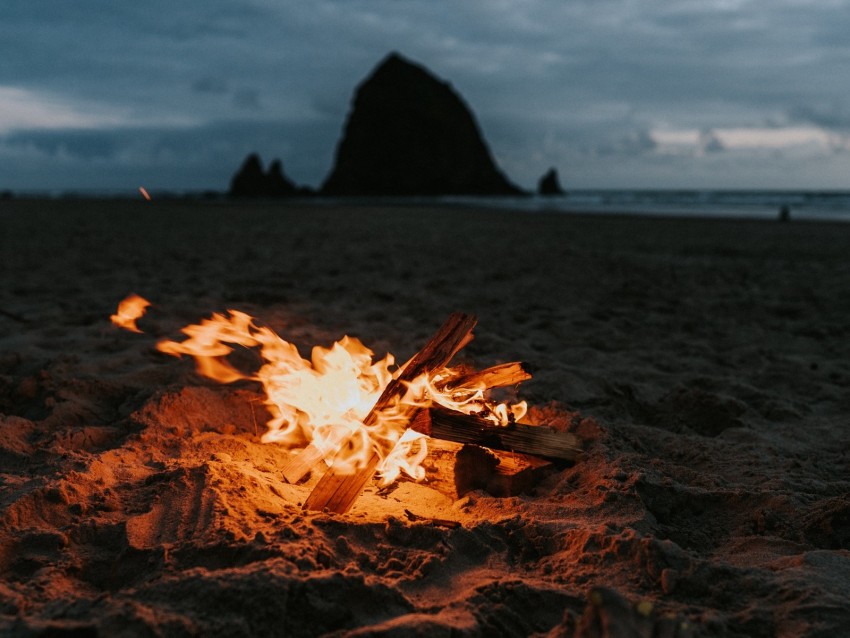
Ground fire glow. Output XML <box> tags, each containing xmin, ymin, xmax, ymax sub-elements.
<box><xmin>113</xmin><ymin>295</ymin><xmax>528</xmax><ymax>488</ymax></box>
<box><xmin>110</xmin><ymin>294</ymin><xmax>150</xmax><ymax>333</ymax></box>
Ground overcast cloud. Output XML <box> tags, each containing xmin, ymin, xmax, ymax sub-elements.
<box><xmin>2</xmin><ymin>0</ymin><xmax>850</xmax><ymax>193</ymax></box>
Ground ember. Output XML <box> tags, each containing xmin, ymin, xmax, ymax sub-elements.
<box><xmin>110</xmin><ymin>294</ymin><xmax>150</xmax><ymax>333</ymax></box>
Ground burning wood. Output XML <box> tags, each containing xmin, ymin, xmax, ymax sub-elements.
<box><xmin>112</xmin><ymin>297</ymin><xmax>583</xmax><ymax>514</ymax></box>
<box><xmin>443</xmin><ymin>361</ymin><xmax>532</xmax><ymax>391</ymax></box>
<box><xmin>280</xmin><ymin>441</ymin><xmax>331</xmax><ymax>484</ymax></box>
<box><xmin>411</xmin><ymin>405</ymin><xmax>582</xmax><ymax>462</ymax></box>
<box><xmin>302</xmin><ymin>313</ymin><xmax>477</xmax><ymax>513</ymax></box>
<box><xmin>278</xmin><ymin>360</ymin><xmax>532</xmax><ymax>485</ymax></box>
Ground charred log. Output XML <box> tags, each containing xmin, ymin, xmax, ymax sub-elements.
<box><xmin>411</xmin><ymin>405</ymin><xmax>582</xmax><ymax>463</ymax></box>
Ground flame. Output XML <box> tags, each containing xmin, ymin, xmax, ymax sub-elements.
<box><xmin>139</xmin><ymin>186</ymin><xmax>151</xmax><ymax>201</ymax></box>
<box><xmin>154</xmin><ymin>308</ymin><xmax>528</xmax><ymax>485</ymax></box>
<box><xmin>111</xmin><ymin>294</ymin><xmax>151</xmax><ymax>333</ymax></box>
<box><xmin>426</xmin><ymin>369</ymin><xmax>528</xmax><ymax>425</ymax></box>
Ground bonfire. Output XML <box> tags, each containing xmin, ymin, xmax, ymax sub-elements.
<box><xmin>112</xmin><ymin>295</ymin><xmax>581</xmax><ymax>513</ymax></box>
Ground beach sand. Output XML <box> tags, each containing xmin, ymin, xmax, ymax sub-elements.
<box><xmin>1</xmin><ymin>198</ymin><xmax>849</xmax><ymax>636</ymax></box>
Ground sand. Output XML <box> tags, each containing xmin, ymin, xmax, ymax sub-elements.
<box><xmin>1</xmin><ymin>198</ymin><xmax>849</xmax><ymax>637</ymax></box>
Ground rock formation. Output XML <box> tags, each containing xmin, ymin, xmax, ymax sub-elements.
<box><xmin>321</xmin><ymin>52</ymin><xmax>523</xmax><ymax>197</ymax></box>
<box><xmin>538</xmin><ymin>168</ymin><xmax>565</xmax><ymax>196</ymax></box>
<box><xmin>229</xmin><ymin>154</ymin><xmax>298</xmax><ymax>198</ymax></box>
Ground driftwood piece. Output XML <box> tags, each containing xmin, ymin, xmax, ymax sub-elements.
<box><xmin>445</xmin><ymin>361</ymin><xmax>532</xmax><ymax>390</ymax></box>
<box><xmin>411</xmin><ymin>405</ymin><xmax>582</xmax><ymax>462</ymax></box>
<box><xmin>423</xmin><ymin>439</ymin><xmax>553</xmax><ymax>499</ymax></box>
<box><xmin>303</xmin><ymin>313</ymin><xmax>478</xmax><ymax>513</ymax></box>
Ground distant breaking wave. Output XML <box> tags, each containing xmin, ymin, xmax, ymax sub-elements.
<box><xmin>436</xmin><ymin>190</ymin><xmax>850</xmax><ymax>222</ymax></box>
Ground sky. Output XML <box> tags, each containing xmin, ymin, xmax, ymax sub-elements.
<box><xmin>2</xmin><ymin>0</ymin><xmax>850</xmax><ymax>194</ymax></box>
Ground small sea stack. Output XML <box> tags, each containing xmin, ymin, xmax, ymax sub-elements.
<box><xmin>229</xmin><ymin>153</ymin><xmax>299</xmax><ymax>198</ymax></box>
<box><xmin>538</xmin><ymin>167</ymin><xmax>565</xmax><ymax>196</ymax></box>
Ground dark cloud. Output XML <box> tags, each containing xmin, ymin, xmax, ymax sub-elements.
<box><xmin>0</xmin><ymin>118</ymin><xmax>339</xmax><ymax>192</ymax></box>
<box><xmin>787</xmin><ymin>104</ymin><xmax>850</xmax><ymax>130</ymax></box>
<box><xmin>5</xmin><ymin>130</ymin><xmax>120</xmax><ymax>161</ymax></box>
<box><xmin>593</xmin><ymin>129</ymin><xmax>657</xmax><ymax>158</ymax></box>
<box><xmin>2</xmin><ymin>0</ymin><xmax>850</xmax><ymax>190</ymax></box>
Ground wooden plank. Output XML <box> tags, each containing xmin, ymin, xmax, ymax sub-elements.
<box><xmin>280</xmin><ymin>442</ymin><xmax>326</xmax><ymax>484</ymax></box>
<box><xmin>486</xmin><ymin>450</ymin><xmax>553</xmax><ymax>497</ymax></box>
<box><xmin>422</xmin><ymin>439</ymin><xmax>553</xmax><ymax>499</ymax></box>
<box><xmin>303</xmin><ymin>313</ymin><xmax>478</xmax><ymax>513</ymax></box>
<box><xmin>444</xmin><ymin>361</ymin><xmax>532</xmax><ymax>390</ymax></box>
<box><xmin>305</xmin><ymin>451</ymin><xmax>382</xmax><ymax>512</ymax></box>
<box><xmin>280</xmin><ymin>426</ymin><xmax>356</xmax><ymax>484</ymax></box>
<box><xmin>421</xmin><ymin>439</ymin><xmax>490</xmax><ymax>499</ymax></box>
<box><xmin>410</xmin><ymin>405</ymin><xmax>582</xmax><ymax>463</ymax></box>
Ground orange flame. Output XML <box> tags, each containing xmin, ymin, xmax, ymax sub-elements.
<box><xmin>426</xmin><ymin>369</ymin><xmax>528</xmax><ymax>425</ymax></box>
<box><xmin>154</xmin><ymin>308</ymin><xmax>528</xmax><ymax>484</ymax></box>
<box><xmin>111</xmin><ymin>294</ymin><xmax>151</xmax><ymax>333</ymax></box>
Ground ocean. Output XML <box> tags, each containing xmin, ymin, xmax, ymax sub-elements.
<box><xmin>439</xmin><ymin>190</ymin><xmax>850</xmax><ymax>222</ymax></box>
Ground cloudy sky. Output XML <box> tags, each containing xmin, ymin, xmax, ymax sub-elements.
<box><xmin>2</xmin><ymin>0</ymin><xmax>850</xmax><ymax>193</ymax></box>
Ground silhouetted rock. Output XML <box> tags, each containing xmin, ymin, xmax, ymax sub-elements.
<box><xmin>230</xmin><ymin>154</ymin><xmax>265</xmax><ymax>197</ymax></box>
<box><xmin>229</xmin><ymin>154</ymin><xmax>298</xmax><ymax>198</ymax></box>
<box><xmin>538</xmin><ymin>168</ymin><xmax>565</xmax><ymax>196</ymax></box>
<box><xmin>321</xmin><ymin>52</ymin><xmax>523</xmax><ymax>197</ymax></box>
<box><xmin>266</xmin><ymin>159</ymin><xmax>297</xmax><ymax>197</ymax></box>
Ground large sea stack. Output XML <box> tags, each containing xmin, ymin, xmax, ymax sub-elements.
<box><xmin>321</xmin><ymin>52</ymin><xmax>523</xmax><ymax>196</ymax></box>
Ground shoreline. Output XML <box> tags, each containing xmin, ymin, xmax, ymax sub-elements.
<box><xmin>3</xmin><ymin>191</ymin><xmax>850</xmax><ymax>223</ymax></box>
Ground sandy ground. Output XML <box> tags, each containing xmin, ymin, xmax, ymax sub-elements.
<box><xmin>1</xmin><ymin>198</ymin><xmax>849</xmax><ymax>637</ymax></box>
